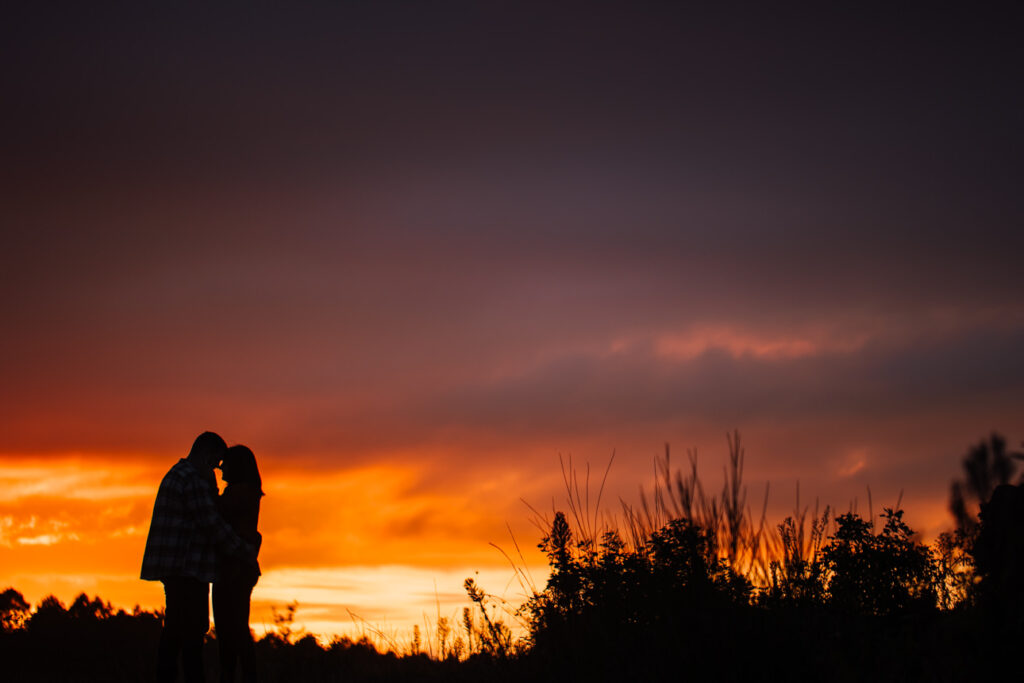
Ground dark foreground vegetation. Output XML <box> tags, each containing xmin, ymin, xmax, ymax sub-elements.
<box><xmin>3</xmin><ymin>432</ymin><xmax>1023</xmax><ymax>682</ymax></box>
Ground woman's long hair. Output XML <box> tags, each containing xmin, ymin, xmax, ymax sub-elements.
<box><xmin>222</xmin><ymin>444</ymin><xmax>264</xmax><ymax>496</ymax></box>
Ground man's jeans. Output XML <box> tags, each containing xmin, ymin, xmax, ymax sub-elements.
<box><xmin>158</xmin><ymin>577</ymin><xmax>209</xmax><ymax>683</ymax></box>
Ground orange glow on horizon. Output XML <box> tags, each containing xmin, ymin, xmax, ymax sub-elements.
<box><xmin>0</xmin><ymin>453</ymin><xmax>553</xmax><ymax>639</ymax></box>
<box><xmin>0</xmin><ymin>433</ymin><xmax>977</xmax><ymax>641</ymax></box>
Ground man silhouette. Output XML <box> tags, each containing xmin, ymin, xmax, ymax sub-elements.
<box><xmin>141</xmin><ymin>432</ymin><xmax>254</xmax><ymax>683</ymax></box>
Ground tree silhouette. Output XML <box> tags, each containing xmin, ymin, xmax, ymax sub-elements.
<box><xmin>26</xmin><ymin>594</ymin><xmax>68</xmax><ymax>633</ymax></box>
<box><xmin>0</xmin><ymin>588</ymin><xmax>30</xmax><ymax>631</ymax></box>
<box><xmin>949</xmin><ymin>433</ymin><xmax>1023</xmax><ymax>537</ymax></box>
<box><xmin>974</xmin><ymin>483</ymin><xmax>1024</xmax><ymax>607</ymax></box>
<box><xmin>68</xmin><ymin>593</ymin><xmax>114</xmax><ymax>621</ymax></box>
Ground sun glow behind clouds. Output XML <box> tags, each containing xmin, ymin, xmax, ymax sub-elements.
<box><xmin>0</xmin><ymin>457</ymin><xmax>159</xmax><ymax>550</ymax></box>
<box><xmin>0</xmin><ymin>458</ymin><xmax>158</xmax><ymax>502</ymax></box>
<box><xmin>651</xmin><ymin>324</ymin><xmax>870</xmax><ymax>361</ymax></box>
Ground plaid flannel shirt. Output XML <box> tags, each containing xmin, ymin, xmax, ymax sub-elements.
<box><xmin>140</xmin><ymin>458</ymin><xmax>248</xmax><ymax>583</ymax></box>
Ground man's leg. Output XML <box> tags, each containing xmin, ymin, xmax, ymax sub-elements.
<box><xmin>180</xmin><ymin>578</ymin><xmax>211</xmax><ymax>683</ymax></box>
<box><xmin>159</xmin><ymin>579</ymin><xmax>185</xmax><ymax>683</ymax></box>
<box><xmin>160</xmin><ymin>577</ymin><xmax>210</xmax><ymax>683</ymax></box>
<box><xmin>157</xmin><ymin>622</ymin><xmax>181</xmax><ymax>683</ymax></box>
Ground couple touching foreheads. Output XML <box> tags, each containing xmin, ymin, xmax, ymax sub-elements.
<box><xmin>141</xmin><ymin>432</ymin><xmax>264</xmax><ymax>683</ymax></box>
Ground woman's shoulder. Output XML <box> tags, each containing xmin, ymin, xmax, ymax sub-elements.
<box><xmin>221</xmin><ymin>482</ymin><xmax>262</xmax><ymax>503</ymax></box>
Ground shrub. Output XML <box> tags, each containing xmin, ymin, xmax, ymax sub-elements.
<box><xmin>821</xmin><ymin>508</ymin><xmax>937</xmax><ymax>616</ymax></box>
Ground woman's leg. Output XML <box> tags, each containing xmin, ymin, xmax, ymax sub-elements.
<box><xmin>212</xmin><ymin>581</ymin><xmax>238</xmax><ymax>683</ymax></box>
<box><xmin>238</xmin><ymin>578</ymin><xmax>258</xmax><ymax>683</ymax></box>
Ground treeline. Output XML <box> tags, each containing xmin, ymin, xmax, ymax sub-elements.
<box><xmin>0</xmin><ymin>589</ymin><xmax>512</xmax><ymax>682</ymax></box>
<box><xmin>2</xmin><ymin>432</ymin><xmax>1022</xmax><ymax>681</ymax></box>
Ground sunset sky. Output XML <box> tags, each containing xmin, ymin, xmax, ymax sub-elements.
<box><xmin>3</xmin><ymin>4</ymin><xmax>1023</xmax><ymax>640</ymax></box>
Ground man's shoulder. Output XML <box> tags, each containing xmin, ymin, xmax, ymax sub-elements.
<box><xmin>157</xmin><ymin>459</ymin><xmax>197</xmax><ymax>491</ymax></box>
<box><xmin>165</xmin><ymin>458</ymin><xmax>198</xmax><ymax>479</ymax></box>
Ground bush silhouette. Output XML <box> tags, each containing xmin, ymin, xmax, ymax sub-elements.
<box><xmin>821</xmin><ymin>508</ymin><xmax>937</xmax><ymax>616</ymax></box>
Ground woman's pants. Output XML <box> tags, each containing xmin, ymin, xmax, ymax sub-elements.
<box><xmin>212</xmin><ymin>577</ymin><xmax>257</xmax><ymax>683</ymax></box>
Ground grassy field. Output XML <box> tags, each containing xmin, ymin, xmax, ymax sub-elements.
<box><xmin>2</xmin><ymin>432</ymin><xmax>1020</xmax><ymax>681</ymax></box>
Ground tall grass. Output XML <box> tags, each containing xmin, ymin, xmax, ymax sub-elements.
<box><xmin>509</xmin><ymin>430</ymin><xmax>980</xmax><ymax>617</ymax></box>
<box><xmin>525</xmin><ymin>431</ymin><xmax>788</xmax><ymax>598</ymax></box>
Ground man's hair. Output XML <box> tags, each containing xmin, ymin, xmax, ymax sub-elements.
<box><xmin>188</xmin><ymin>431</ymin><xmax>227</xmax><ymax>461</ymax></box>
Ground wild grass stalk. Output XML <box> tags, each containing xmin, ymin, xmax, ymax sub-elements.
<box><xmin>616</xmin><ymin>432</ymin><xmax>772</xmax><ymax>587</ymax></box>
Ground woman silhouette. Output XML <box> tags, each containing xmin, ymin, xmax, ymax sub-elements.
<box><xmin>213</xmin><ymin>445</ymin><xmax>263</xmax><ymax>683</ymax></box>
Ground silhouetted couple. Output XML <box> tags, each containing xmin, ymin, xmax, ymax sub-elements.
<box><xmin>141</xmin><ymin>432</ymin><xmax>264</xmax><ymax>683</ymax></box>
